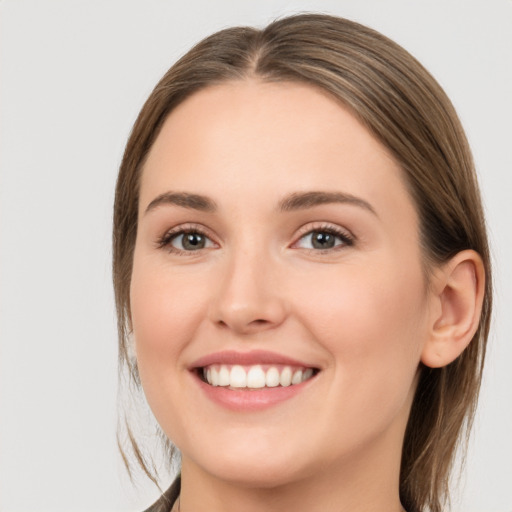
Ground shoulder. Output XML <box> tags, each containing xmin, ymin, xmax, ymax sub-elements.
<box><xmin>142</xmin><ymin>476</ymin><xmax>181</xmax><ymax>512</ymax></box>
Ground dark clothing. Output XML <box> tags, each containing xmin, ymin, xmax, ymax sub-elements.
<box><xmin>143</xmin><ymin>476</ymin><xmax>181</xmax><ymax>512</ymax></box>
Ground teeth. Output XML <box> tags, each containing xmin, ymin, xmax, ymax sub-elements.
<box><xmin>266</xmin><ymin>367</ymin><xmax>280</xmax><ymax>387</ymax></box>
<box><xmin>211</xmin><ymin>367</ymin><xmax>219</xmax><ymax>386</ymax></box>
<box><xmin>302</xmin><ymin>368</ymin><xmax>314</xmax><ymax>382</ymax></box>
<box><xmin>230</xmin><ymin>365</ymin><xmax>247</xmax><ymax>388</ymax></box>
<box><xmin>247</xmin><ymin>366</ymin><xmax>266</xmax><ymax>388</ymax></box>
<box><xmin>280</xmin><ymin>366</ymin><xmax>292</xmax><ymax>387</ymax></box>
<box><xmin>291</xmin><ymin>369</ymin><xmax>303</xmax><ymax>385</ymax></box>
<box><xmin>203</xmin><ymin>364</ymin><xmax>316</xmax><ymax>389</ymax></box>
<box><xmin>218</xmin><ymin>366</ymin><xmax>230</xmax><ymax>386</ymax></box>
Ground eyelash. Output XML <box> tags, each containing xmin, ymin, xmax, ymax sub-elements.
<box><xmin>156</xmin><ymin>223</ymin><xmax>355</xmax><ymax>255</ymax></box>
<box><xmin>293</xmin><ymin>223</ymin><xmax>354</xmax><ymax>253</ymax></box>
<box><xmin>156</xmin><ymin>223</ymin><xmax>215</xmax><ymax>254</ymax></box>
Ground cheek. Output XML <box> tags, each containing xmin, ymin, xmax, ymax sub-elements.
<box><xmin>293</xmin><ymin>256</ymin><xmax>427</xmax><ymax>395</ymax></box>
<box><xmin>129</xmin><ymin>255</ymin><xmax>206</xmax><ymax>379</ymax></box>
<box><xmin>129</xmin><ymin>256</ymin><xmax>212</xmax><ymax>440</ymax></box>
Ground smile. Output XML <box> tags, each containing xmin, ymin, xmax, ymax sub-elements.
<box><xmin>190</xmin><ymin>350</ymin><xmax>320</xmax><ymax>411</ymax></box>
<box><xmin>201</xmin><ymin>364</ymin><xmax>316</xmax><ymax>389</ymax></box>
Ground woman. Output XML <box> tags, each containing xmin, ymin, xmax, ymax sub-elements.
<box><xmin>113</xmin><ymin>14</ymin><xmax>491</xmax><ymax>512</ymax></box>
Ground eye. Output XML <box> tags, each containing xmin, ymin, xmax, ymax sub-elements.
<box><xmin>158</xmin><ymin>227</ymin><xmax>216</xmax><ymax>253</ymax></box>
<box><xmin>172</xmin><ymin>232</ymin><xmax>212</xmax><ymax>251</ymax></box>
<box><xmin>294</xmin><ymin>227</ymin><xmax>353</xmax><ymax>251</ymax></box>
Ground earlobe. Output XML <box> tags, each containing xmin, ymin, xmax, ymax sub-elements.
<box><xmin>421</xmin><ymin>250</ymin><xmax>485</xmax><ymax>368</ymax></box>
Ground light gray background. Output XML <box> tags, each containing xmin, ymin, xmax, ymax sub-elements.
<box><xmin>1</xmin><ymin>1</ymin><xmax>511</xmax><ymax>511</ymax></box>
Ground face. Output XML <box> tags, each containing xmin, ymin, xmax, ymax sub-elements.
<box><xmin>130</xmin><ymin>80</ymin><xmax>433</xmax><ymax>488</ymax></box>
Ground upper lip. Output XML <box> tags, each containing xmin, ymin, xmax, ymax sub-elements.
<box><xmin>190</xmin><ymin>350</ymin><xmax>317</xmax><ymax>369</ymax></box>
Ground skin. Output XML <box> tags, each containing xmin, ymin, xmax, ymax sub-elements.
<box><xmin>130</xmin><ymin>80</ymin><xmax>480</xmax><ymax>512</ymax></box>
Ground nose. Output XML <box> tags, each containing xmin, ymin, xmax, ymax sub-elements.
<box><xmin>208</xmin><ymin>247</ymin><xmax>288</xmax><ymax>335</ymax></box>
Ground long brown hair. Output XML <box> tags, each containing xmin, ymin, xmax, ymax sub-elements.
<box><xmin>113</xmin><ymin>14</ymin><xmax>492</xmax><ymax>512</ymax></box>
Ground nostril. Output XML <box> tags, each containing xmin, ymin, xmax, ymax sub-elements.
<box><xmin>216</xmin><ymin>317</ymin><xmax>269</xmax><ymax>330</ymax></box>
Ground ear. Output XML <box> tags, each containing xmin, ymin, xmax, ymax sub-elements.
<box><xmin>421</xmin><ymin>250</ymin><xmax>485</xmax><ymax>368</ymax></box>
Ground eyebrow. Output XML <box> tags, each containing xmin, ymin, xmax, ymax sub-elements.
<box><xmin>144</xmin><ymin>190</ymin><xmax>377</xmax><ymax>216</ymax></box>
<box><xmin>145</xmin><ymin>192</ymin><xmax>218</xmax><ymax>214</ymax></box>
<box><xmin>278</xmin><ymin>191</ymin><xmax>377</xmax><ymax>216</ymax></box>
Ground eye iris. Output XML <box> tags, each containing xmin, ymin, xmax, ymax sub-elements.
<box><xmin>312</xmin><ymin>231</ymin><xmax>335</xmax><ymax>249</ymax></box>
<box><xmin>182</xmin><ymin>232</ymin><xmax>205</xmax><ymax>250</ymax></box>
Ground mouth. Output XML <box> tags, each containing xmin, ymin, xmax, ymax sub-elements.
<box><xmin>190</xmin><ymin>351</ymin><xmax>320</xmax><ymax>409</ymax></box>
<box><xmin>196</xmin><ymin>364</ymin><xmax>319</xmax><ymax>390</ymax></box>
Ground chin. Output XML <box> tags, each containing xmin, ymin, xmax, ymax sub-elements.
<box><xmin>185</xmin><ymin>440</ymin><xmax>313</xmax><ymax>489</ymax></box>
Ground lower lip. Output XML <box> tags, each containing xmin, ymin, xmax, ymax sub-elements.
<box><xmin>193</xmin><ymin>372</ymin><xmax>315</xmax><ymax>411</ymax></box>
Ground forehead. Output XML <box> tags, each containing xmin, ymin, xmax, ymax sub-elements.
<box><xmin>139</xmin><ymin>79</ymin><xmax>416</xmax><ymax>224</ymax></box>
